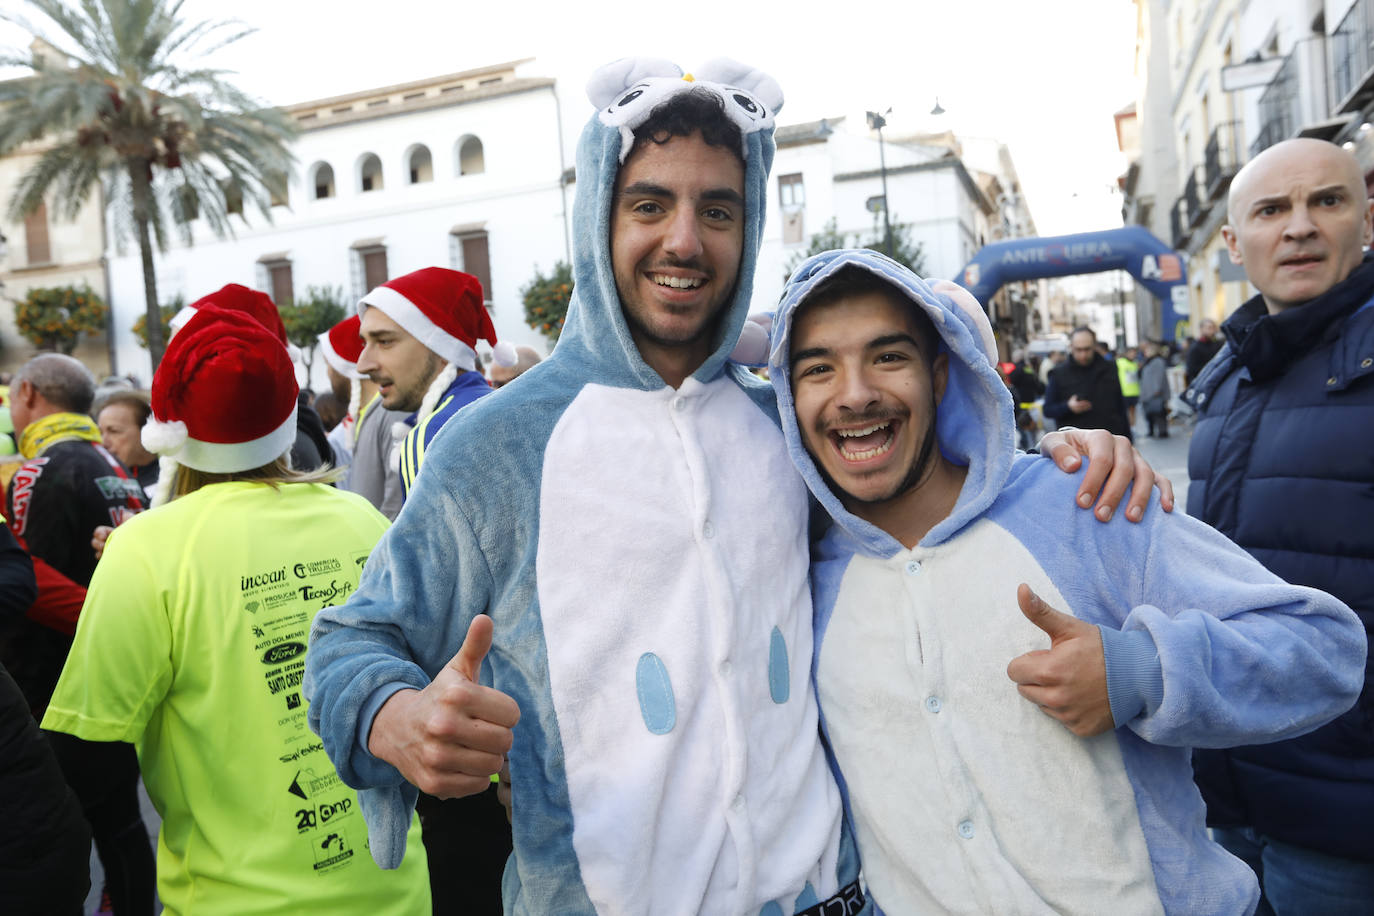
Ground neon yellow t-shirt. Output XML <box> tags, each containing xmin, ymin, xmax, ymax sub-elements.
<box><xmin>43</xmin><ymin>481</ymin><xmax>430</xmax><ymax>916</ymax></box>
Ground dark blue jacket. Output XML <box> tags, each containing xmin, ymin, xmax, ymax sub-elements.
<box><xmin>398</xmin><ymin>369</ymin><xmax>492</xmax><ymax>498</ymax></box>
<box><xmin>1186</xmin><ymin>256</ymin><xmax>1374</xmax><ymax>862</ymax></box>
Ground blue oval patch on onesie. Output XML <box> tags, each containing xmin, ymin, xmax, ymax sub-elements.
<box><xmin>769</xmin><ymin>626</ymin><xmax>790</xmax><ymax>704</ymax></box>
<box><xmin>635</xmin><ymin>652</ymin><xmax>676</xmax><ymax>735</ymax></box>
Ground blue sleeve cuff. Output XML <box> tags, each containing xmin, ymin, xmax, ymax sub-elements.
<box><xmin>356</xmin><ymin>681</ymin><xmax>418</xmax><ymax>754</ymax></box>
<box><xmin>1100</xmin><ymin>625</ymin><xmax>1164</xmax><ymax>726</ymax></box>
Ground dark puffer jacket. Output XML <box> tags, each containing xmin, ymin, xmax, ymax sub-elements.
<box><xmin>1186</xmin><ymin>257</ymin><xmax>1374</xmax><ymax>862</ymax></box>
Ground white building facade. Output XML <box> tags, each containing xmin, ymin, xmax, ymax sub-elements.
<box><xmin>104</xmin><ymin>60</ymin><xmax>571</xmax><ymax>385</ymax></box>
<box><xmin>754</xmin><ymin>117</ymin><xmax>998</xmax><ymax>308</ymax></box>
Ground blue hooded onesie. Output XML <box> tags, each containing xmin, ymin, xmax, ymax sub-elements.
<box><xmin>306</xmin><ymin>60</ymin><xmax>865</xmax><ymax>916</ymax></box>
<box><xmin>766</xmin><ymin>249</ymin><xmax>1366</xmax><ymax>915</ymax></box>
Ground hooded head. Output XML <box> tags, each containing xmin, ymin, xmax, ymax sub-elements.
<box><xmin>558</xmin><ymin>58</ymin><xmax>782</xmax><ymax>389</ymax></box>
<box><xmin>769</xmin><ymin>249</ymin><xmax>1016</xmax><ymax>554</ymax></box>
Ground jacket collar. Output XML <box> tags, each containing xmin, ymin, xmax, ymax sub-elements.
<box><xmin>1224</xmin><ymin>255</ymin><xmax>1374</xmax><ymax>384</ymax></box>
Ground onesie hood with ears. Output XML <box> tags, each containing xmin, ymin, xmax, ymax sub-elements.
<box><xmin>768</xmin><ymin>248</ymin><xmax>1017</xmax><ymax>556</ymax></box>
<box><xmin>555</xmin><ymin>58</ymin><xmax>782</xmax><ymax>389</ymax></box>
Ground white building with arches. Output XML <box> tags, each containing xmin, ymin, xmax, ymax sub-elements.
<box><xmin>103</xmin><ymin>59</ymin><xmax>572</xmax><ymax>384</ymax></box>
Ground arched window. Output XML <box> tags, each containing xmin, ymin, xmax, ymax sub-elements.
<box><xmin>310</xmin><ymin>162</ymin><xmax>335</xmax><ymax>200</ymax></box>
<box><xmin>457</xmin><ymin>135</ymin><xmax>485</xmax><ymax>176</ymax></box>
<box><xmin>359</xmin><ymin>153</ymin><xmax>384</xmax><ymax>192</ymax></box>
<box><xmin>407</xmin><ymin>144</ymin><xmax>433</xmax><ymax>184</ymax></box>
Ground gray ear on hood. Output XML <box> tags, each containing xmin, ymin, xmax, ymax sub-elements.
<box><xmin>695</xmin><ymin>58</ymin><xmax>785</xmax><ymax>116</ymax></box>
<box><xmin>585</xmin><ymin>58</ymin><xmax>683</xmax><ymax>110</ymax></box>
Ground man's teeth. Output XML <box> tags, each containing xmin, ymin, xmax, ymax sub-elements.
<box><xmin>653</xmin><ymin>275</ymin><xmax>704</xmax><ymax>289</ymax></box>
<box><xmin>836</xmin><ymin>422</ymin><xmax>890</xmax><ymax>438</ymax></box>
<box><xmin>834</xmin><ymin>422</ymin><xmax>894</xmax><ymax>461</ymax></box>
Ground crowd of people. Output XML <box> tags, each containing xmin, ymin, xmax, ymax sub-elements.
<box><xmin>999</xmin><ymin>321</ymin><xmax>1222</xmax><ymax>450</ymax></box>
<box><xmin>0</xmin><ymin>55</ymin><xmax>1370</xmax><ymax>916</ymax></box>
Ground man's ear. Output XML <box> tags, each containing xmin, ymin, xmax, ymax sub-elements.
<box><xmin>932</xmin><ymin>352</ymin><xmax>950</xmax><ymax>405</ymax></box>
<box><xmin>1363</xmin><ymin>198</ymin><xmax>1374</xmax><ymax>248</ymax></box>
<box><xmin>1221</xmin><ymin>224</ymin><xmax>1243</xmax><ymax>265</ymax></box>
<box><xmin>15</xmin><ymin>379</ymin><xmax>37</xmax><ymax>409</ymax></box>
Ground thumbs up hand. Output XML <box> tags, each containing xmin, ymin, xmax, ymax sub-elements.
<box><xmin>367</xmin><ymin>614</ymin><xmax>521</xmax><ymax>798</ymax></box>
<box><xmin>1005</xmin><ymin>584</ymin><xmax>1114</xmax><ymax>737</ymax></box>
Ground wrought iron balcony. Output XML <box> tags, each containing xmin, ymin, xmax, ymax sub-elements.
<box><xmin>1170</xmin><ymin>195</ymin><xmax>1191</xmax><ymax>250</ymax></box>
<box><xmin>1204</xmin><ymin>121</ymin><xmax>1242</xmax><ymax>199</ymax></box>
<box><xmin>1184</xmin><ymin>169</ymin><xmax>1205</xmax><ymax>229</ymax></box>
<box><xmin>1251</xmin><ymin>38</ymin><xmax>1331</xmax><ymax>156</ymax></box>
<box><xmin>1332</xmin><ymin>0</ymin><xmax>1374</xmax><ymax>113</ymax></box>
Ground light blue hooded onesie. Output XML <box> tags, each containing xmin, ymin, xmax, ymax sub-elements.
<box><xmin>767</xmin><ymin>249</ymin><xmax>1367</xmax><ymax>916</ymax></box>
<box><xmin>306</xmin><ymin>60</ymin><xmax>865</xmax><ymax>916</ymax></box>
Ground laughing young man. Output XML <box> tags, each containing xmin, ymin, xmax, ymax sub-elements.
<box><xmin>768</xmin><ymin>249</ymin><xmax>1365</xmax><ymax>915</ymax></box>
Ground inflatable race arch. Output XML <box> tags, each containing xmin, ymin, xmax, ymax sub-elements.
<box><xmin>955</xmin><ymin>226</ymin><xmax>1190</xmax><ymax>340</ymax></box>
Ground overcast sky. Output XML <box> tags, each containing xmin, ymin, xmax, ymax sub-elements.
<box><xmin>0</xmin><ymin>0</ymin><xmax>1138</xmax><ymax>238</ymax></box>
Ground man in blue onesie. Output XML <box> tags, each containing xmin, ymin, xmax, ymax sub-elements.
<box><xmin>307</xmin><ymin>59</ymin><xmax>1168</xmax><ymax>915</ymax></box>
<box><xmin>767</xmin><ymin>248</ymin><xmax>1366</xmax><ymax>915</ymax></box>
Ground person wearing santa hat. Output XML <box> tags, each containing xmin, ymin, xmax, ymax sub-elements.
<box><xmin>174</xmin><ymin>283</ymin><xmax>333</xmax><ymax>472</ymax></box>
<box><xmin>317</xmin><ymin>314</ymin><xmax>369</xmax><ymax>473</ymax></box>
<box><xmin>355</xmin><ymin>267</ymin><xmax>515</xmax><ymax>500</ymax></box>
<box><xmin>41</xmin><ymin>305</ymin><xmax>431</xmax><ymax>915</ymax></box>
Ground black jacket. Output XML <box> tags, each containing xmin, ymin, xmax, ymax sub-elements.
<box><xmin>1184</xmin><ymin>335</ymin><xmax>1223</xmax><ymax>386</ymax></box>
<box><xmin>1042</xmin><ymin>355</ymin><xmax>1131</xmax><ymax>437</ymax></box>
<box><xmin>1187</xmin><ymin>256</ymin><xmax>1374</xmax><ymax>862</ymax></box>
<box><xmin>0</xmin><ymin>659</ymin><xmax>90</xmax><ymax>915</ymax></box>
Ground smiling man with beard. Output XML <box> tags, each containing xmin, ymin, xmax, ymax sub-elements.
<box><xmin>1186</xmin><ymin>137</ymin><xmax>1374</xmax><ymax>912</ymax></box>
<box><xmin>768</xmin><ymin>249</ymin><xmax>1364</xmax><ymax>916</ymax></box>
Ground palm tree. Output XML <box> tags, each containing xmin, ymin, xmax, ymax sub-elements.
<box><xmin>0</xmin><ymin>0</ymin><xmax>297</xmax><ymax>367</ymax></box>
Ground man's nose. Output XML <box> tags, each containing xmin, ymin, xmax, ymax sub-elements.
<box><xmin>663</xmin><ymin>208</ymin><xmax>704</xmax><ymax>261</ymax></box>
<box><xmin>836</xmin><ymin>365</ymin><xmax>881</xmax><ymax>412</ymax></box>
<box><xmin>356</xmin><ymin>343</ymin><xmax>379</xmax><ymax>374</ymax></box>
<box><xmin>1282</xmin><ymin>205</ymin><xmax>1319</xmax><ymax>240</ymax></box>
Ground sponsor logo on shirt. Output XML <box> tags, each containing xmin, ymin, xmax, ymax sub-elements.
<box><xmin>297</xmin><ymin>579</ymin><xmax>354</xmax><ymax>606</ymax></box>
<box><xmin>240</xmin><ymin>567</ymin><xmax>287</xmax><ymax>592</ymax></box>
<box><xmin>94</xmin><ymin>475</ymin><xmax>145</xmax><ymax>501</ymax></box>
<box><xmin>264</xmin><ymin>662</ymin><xmax>305</xmax><ymax>695</ymax></box>
<box><xmin>293</xmin><ymin>558</ymin><xmax>343</xmax><ymax>579</ymax></box>
<box><xmin>8</xmin><ymin>458</ymin><xmax>49</xmax><ymax>536</ymax></box>
<box><xmin>310</xmin><ymin>831</ymin><xmax>354</xmax><ymax>872</ymax></box>
<box><xmin>261</xmin><ymin>641</ymin><xmax>306</xmax><ymax>665</ymax></box>
<box><xmin>278</xmin><ymin>741</ymin><xmax>325</xmax><ymax>764</ymax></box>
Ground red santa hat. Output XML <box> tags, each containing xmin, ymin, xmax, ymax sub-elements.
<box><xmin>142</xmin><ymin>305</ymin><xmax>299</xmax><ymax>475</ymax></box>
<box><xmin>170</xmin><ymin>283</ymin><xmax>302</xmax><ymax>362</ymax></box>
<box><xmin>358</xmin><ymin>267</ymin><xmax>516</xmax><ymax>370</ymax></box>
<box><xmin>318</xmin><ymin>314</ymin><xmax>366</xmax><ymax>380</ymax></box>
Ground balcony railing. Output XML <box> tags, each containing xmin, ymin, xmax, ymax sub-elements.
<box><xmin>1170</xmin><ymin>184</ymin><xmax>1192</xmax><ymax>251</ymax></box>
<box><xmin>1170</xmin><ymin>197</ymin><xmax>1189</xmax><ymax>250</ymax></box>
<box><xmin>1204</xmin><ymin>121</ymin><xmax>1242</xmax><ymax>199</ymax></box>
<box><xmin>1251</xmin><ymin>38</ymin><xmax>1331</xmax><ymax>157</ymax></box>
<box><xmin>1184</xmin><ymin>169</ymin><xmax>1205</xmax><ymax>228</ymax></box>
<box><xmin>1331</xmin><ymin>0</ymin><xmax>1374</xmax><ymax>112</ymax></box>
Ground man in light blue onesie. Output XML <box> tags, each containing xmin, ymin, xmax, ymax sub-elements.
<box><xmin>305</xmin><ymin>58</ymin><xmax>1167</xmax><ymax>916</ymax></box>
<box><xmin>767</xmin><ymin>248</ymin><xmax>1367</xmax><ymax>915</ymax></box>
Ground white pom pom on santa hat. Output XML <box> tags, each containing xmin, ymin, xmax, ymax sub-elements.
<box><xmin>141</xmin><ymin>417</ymin><xmax>189</xmax><ymax>455</ymax></box>
<box><xmin>492</xmin><ymin>340</ymin><xmax>518</xmax><ymax>368</ymax></box>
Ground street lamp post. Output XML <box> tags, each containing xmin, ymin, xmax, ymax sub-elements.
<box><xmin>866</xmin><ymin>109</ymin><xmax>894</xmax><ymax>258</ymax></box>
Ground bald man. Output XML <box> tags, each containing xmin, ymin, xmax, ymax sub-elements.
<box><xmin>1186</xmin><ymin>138</ymin><xmax>1374</xmax><ymax>913</ymax></box>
